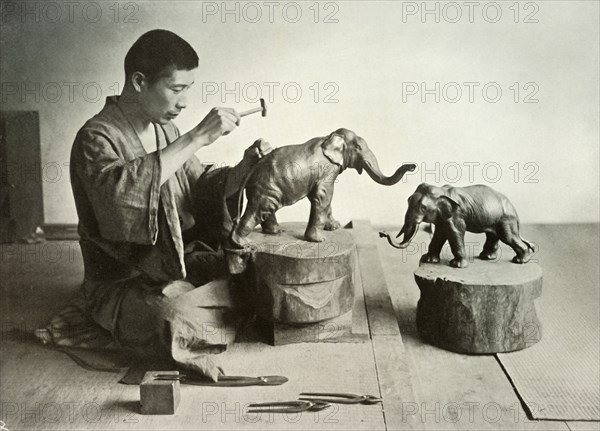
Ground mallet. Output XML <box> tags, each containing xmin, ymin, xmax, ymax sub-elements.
<box><xmin>240</xmin><ymin>98</ymin><xmax>267</xmax><ymax>118</ymax></box>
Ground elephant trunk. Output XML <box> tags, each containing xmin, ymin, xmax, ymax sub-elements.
<box><xmin>362</xmin><ymin>149</ymin><xmax>415</xmax><ymax>186</ymax></box>
<box><xmin>395</xmin><ymin>223</ymin><xmax>420</xmax><ymax>248</ymax></box>
<box><xmin>379</xmin><ymin>223</ymin><xmax>419</xmax><ymax>249</ymax></box>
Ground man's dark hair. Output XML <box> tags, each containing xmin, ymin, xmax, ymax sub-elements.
<box><xmin>125</xmin><ymin>29</ymin><xmax>199</xmax><ymax>84</ymax></box>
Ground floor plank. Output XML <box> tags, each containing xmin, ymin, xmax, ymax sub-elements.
<box><xmin>2</xmin><ymin>224</ymin><xmax>597</xmax><ymax>430</ymax></box>
<box><xmin>0</xmin><ymin>236</ymin><xmax>387</xmax><ymax>430</ymax></box>
<box><xmin>375</xmin><ymin>224</ymin><xmax>576</xmax><ymax>430</ymax></box>
<box><xmin>352</xmin><ymin>220</ymin><xmax>421</xmax><ymax>430</ymax></box>
<box><xmin>497</xmin><ymin>224</ymin><xmax>599</xmax><ymax>421</ymax></box>
<box><xmin>1</xmin><ymin>337</ymin><xmax>385</xmax><ymax>430</ymax></box>
<box><xmin>566</xmin><ymin>422</ymin><xmax>600</xmax><ymax>431</ymax></box>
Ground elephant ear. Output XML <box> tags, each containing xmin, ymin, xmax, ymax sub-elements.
<box><xmin>437</xmin><ymin>196</ymin><xmax>460</xmax><ymax>220</ymax></box>
<box><xmin>321</xmin><ymin>134</ymin><xmax>346</xmax><ymax>167</ymax></box>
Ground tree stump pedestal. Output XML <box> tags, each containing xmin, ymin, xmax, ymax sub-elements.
<box><xmin>229</xmin><ymin>222</ymin><xmax>369</xmax><ymax>345</ymax></box>
<box><xmin>414</xmin><ymin>259</ymin><xmax>543</xmax><ymax>353</ymax></box>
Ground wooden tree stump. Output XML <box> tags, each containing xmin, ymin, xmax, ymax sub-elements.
<box><xmin>246</xmin><ymin>222</ymin><xmax>356</xmax><ymax>324</ymax></box>
<box><xmin>414</xmin><ymin>259</ymin><xmax>543</xmax><ymax>353</ymax></box>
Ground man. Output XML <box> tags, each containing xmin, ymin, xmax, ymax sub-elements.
<box><xmin>35</xmin><ymin>29</ymin><xmax>269</xmax><ymax>380</ymax></box>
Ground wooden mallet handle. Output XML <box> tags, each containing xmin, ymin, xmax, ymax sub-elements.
<box><xmin>240</xmin><ymin>98</ymin><xmax>267</xmax><ymax>118</ymax></box>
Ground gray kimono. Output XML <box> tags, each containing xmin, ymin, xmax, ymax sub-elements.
<box><xmin>63</xmin><ymin>96</ymin><xmax>240</xmax><ymax>378</ymax></box>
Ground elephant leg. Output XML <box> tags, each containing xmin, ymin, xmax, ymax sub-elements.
<box><xmin>447</xmin><ymin>219</ymin><xmax>468</xmax><ymax>268</ymax></box>
<box><xmin>231</xmin><ymin>200</ymin><xmax>265</xmax><ymax>247</ymax></box>
<box><xmin>323</xmin><ymin>204</ymin><xmax>341</xmax><ymax>231</ymax></box>
<box><xmin>421</xmin><ymin>225</ymin><xmax>447</xmax><ymax>263</ymax></box>
<box><xmin>305</xmin><ymin>185</ymin><xmax>332</xmax><ymax>242</ymax></box>
<box><xmin>230</xmin><ymin>212</ymin><xmax>259</xmax><ymax>247</ymax></box>
<box><xmin>479</xmin><ymin>232</ymin><xmax>500</xmax><ymax>260</ymax></box>
<box><xmin>498</xmin><ymin>220</ymin><xmax>531</xmax><ymax>264</ymax></box>
<box><xmin>261</xmin><ymin>213</ymin><xmax>282</xmax><ymax>235</ymax></box>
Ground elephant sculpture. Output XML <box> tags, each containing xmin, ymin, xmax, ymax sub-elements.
<box><xmin>229</xmin><ymin>128</ymin><xmax>416</xmax><ymax>247</ymax></box>
<box><xmin>379</xmin><ymin>183</ymin><xmax>536</xmax><ymax>268</ymax></box>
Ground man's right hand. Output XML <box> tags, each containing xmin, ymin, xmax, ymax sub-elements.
<box><xmin>160</xmin><ymin>107</ymin><xmax>239</xmax><ymax>185</ymax></box>
<box><xmin>193</xmin><ymin>107</ymin><xmax>240</xmax><ymax>145</ymax></box>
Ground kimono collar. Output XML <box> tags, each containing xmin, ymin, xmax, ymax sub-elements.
<box><xmin>107</xmin><ymin>96</ymin><xmax>165</xmax><ymax>155</ymax></box>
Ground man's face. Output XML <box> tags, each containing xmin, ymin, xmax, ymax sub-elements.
<box><xmin>138</xmin><ymin>68</ymin><xmax>196</xmax><ymax>125</ymax></box>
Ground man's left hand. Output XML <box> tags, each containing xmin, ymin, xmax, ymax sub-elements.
<box><xmin>243</xmin><ymin>138</ymin><xmax>273</xmax><ymax>165</ymax></box>
<box><xmin>225</xmin><ymin>139</ymin><xmax>273</xmax><ymax>199</ymax></box>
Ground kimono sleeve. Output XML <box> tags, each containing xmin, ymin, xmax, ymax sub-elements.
<box><xmin>182</xmin><ymin>154</ymin><xmax>216</xmax><ymax>185</ymax></box>
<box><xmin>73</xmin><ymin>129</ymin><xmax>162</xmax><ymax>245</ymax></box>
<box><xmin>171</xmin><ymin>122</ymin><xmax>221</xmax><ymax>186</ymax></box>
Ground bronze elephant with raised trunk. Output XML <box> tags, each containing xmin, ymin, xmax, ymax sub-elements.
<box><xmin>229</xmin><ymin>128</ymin><xmax>416</xmax><ymax>248</ymax></box>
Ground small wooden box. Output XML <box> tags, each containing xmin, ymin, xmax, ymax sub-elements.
<box><xmin>140</xmin><ymin>371</ymin><xmax>181</xmax><ymax>415</ymax></box>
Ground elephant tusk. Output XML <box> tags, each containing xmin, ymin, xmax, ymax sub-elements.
<box><xmin>396</xmin><ymin>225</ymin><xmax>405</xmax><ymax>239</ymax></box>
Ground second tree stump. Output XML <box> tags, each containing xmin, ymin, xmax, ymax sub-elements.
<box><xmin>414</xmin><ymin>259</ymin><xmax>543</xmax><ymax>353</ymax></box>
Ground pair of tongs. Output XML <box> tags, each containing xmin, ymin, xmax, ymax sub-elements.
<box><xmin>246</xmin><ymin>392</ymin><xmax>383</xmax><ymax>414</ymax></box>
<box><xmin>299</xmin><ymin>392</ymin><xmax>383</xmax><ymax>405</ymax></box>
<box><xmin>247</xmin><ymin>400</ymin><xmax>331</xmax><ymax>414</ymax></box>
<box><xmin>154</xmin><ymin>374</ymin><xmax>288</xmax><ymax>387</ymax></box>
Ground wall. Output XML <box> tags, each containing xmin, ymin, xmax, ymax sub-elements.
<box><xmin>1</xmin><ymin>0</ymin><xmax>598</xmax><ymax>226</ymax></box>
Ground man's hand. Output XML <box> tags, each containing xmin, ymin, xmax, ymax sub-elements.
<box><xmin>193</xmin><ymin>107</ymin><xmax>240</xmax><ymax>145</ymax></box>
<box><xmin>159</xmin><ymin>107</ymin><xmax>239</xmax><ymax>185</ymax></box>
<box><xmin>243</xmin><ymin>138</ymin><xmax>273</xmax><ymax>165</ymax></box>
<box><xmin>224</xmin><ymin>139</ymin><xmax>273</xmax><ymax>198</ymax></box>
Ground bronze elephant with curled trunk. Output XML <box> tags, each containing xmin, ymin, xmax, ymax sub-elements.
<box><xmin>379</xmin><ymin>183</ymin><xmax>537</xmax><ymax>268</ymax></box>
<box><xmin>229</xmin><ymin>128</ymin><xmax>416</xmax><ymax>248</ymax></box>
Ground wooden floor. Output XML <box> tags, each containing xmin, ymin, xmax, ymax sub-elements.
<box><xmin>0</xmin><ymin>223</ymin><xmax>598</xmax><ymax>430</ymax></box>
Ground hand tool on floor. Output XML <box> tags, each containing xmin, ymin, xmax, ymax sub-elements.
<box><xmin>239</xmin><ymin>98</ymin><xmax>267</xmax><ymax>118</ymax></box>
<box><xmin>247</xmin><ymin>400</ymin><xmax>331</xmax><ymax>414</ymax></box>
<box><xmin>154</xmin><ymin>374</ymin><xmax>288</xmax><ymax>387</ymax></box>
<box><xmin>299</xmin><ymin>392</ymin><xmax>383</xmax><ymax>404</ymax></box>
